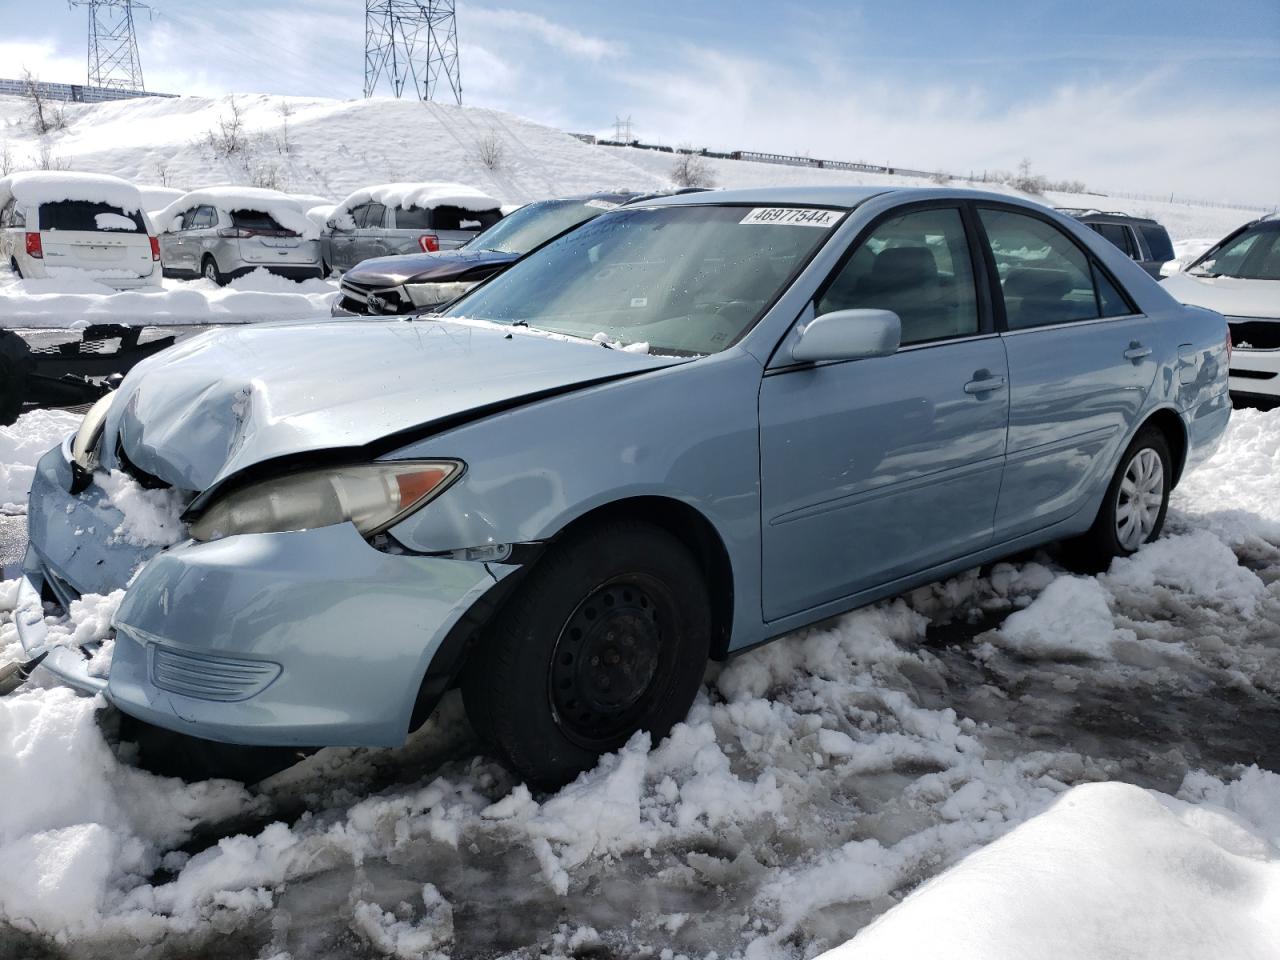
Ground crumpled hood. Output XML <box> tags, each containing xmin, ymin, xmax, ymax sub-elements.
<box><xmin>103</xmin><ymin>318</ymin><xmax>681</xmax><ymax>492</ymax></box>
<box><xmin>345</xmin><ymin>249</ymin><xmax>519</xmax><ymax>286</ymax></box>
<box><xmin>1160</xmin><ymin>272</ymin><xmax>1280</xmax><ymax>319</ymax></box>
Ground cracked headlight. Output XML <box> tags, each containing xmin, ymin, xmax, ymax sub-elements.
<box><xmin>188</xmin><ymin>460</ymin><xmax>463</xmax><ymax>542</ymax></box>
<box><xmin>405</xmin><ymin>280</ymin><xmax>476</xmax><ymax>307</ymax></box>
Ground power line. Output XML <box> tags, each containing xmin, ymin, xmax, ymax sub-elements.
<box><xmin>364</xmin><ymin>1</ymin><xmax>461</xmax><ymax>104</ymax></box>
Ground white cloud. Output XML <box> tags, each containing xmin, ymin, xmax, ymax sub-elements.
<box><xmin>464</xmin><ymin>8</ymin><xmax>622</xmax><ymax>62</ymax></box>
<box><xmin>616</xmin><ymin>43</ymin><xmax>1280</xmax><ymax>206</ymax></box>
<box><xmin>0</xmin><ymin>39</ymin><xmax>84</xmax><ymax>86</ymax></box>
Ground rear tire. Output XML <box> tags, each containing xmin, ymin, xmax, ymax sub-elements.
<box><xmin>462</xmin><ymin>520</ymin><xmax>710</xmax><ymax>789</ymax></box>
<box><xmin>1066</xmin><ymin>426</ymin><xmax>1171</xmax><ymax>571</ymax></box>
<box><xmin>202</xmin><ymin>255</ymin><xmax>227</xmax><ymax>286</ymax></box>
<box><xmin>0</xmin><ymin>330</ymin><xmax>32</xmax><ymax>426</ymax></box>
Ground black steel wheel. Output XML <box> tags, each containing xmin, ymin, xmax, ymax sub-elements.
<box><xmin>462</xmin><ymin>519</ymin><xmax>710</xmax><ymax>788</ymax></box>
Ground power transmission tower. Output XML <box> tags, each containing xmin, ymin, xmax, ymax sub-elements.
<box><xmin>68</xmin><ymin>1</ymin><xmax>149</xmax><ymax>92</ymax></box>
<box><xmin>613</xmin><ymin>115</ymin><xmax>634</xmax><ymax>143</ymax></box>
<box><xmin>364</xmin><ymin>1</ymin><xmax>462</xmax><ymax>104</ymax></box>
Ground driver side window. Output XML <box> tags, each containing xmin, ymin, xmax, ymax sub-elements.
<box><xmin>817</xmin><ymin>207</ymin><xmax>979</xmax><ymax>345</ymax></box>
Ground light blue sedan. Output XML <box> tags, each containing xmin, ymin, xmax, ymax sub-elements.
<box><xmin>12</xmin><ymin>187</ymin><xmax>1230</xmax><ymax>786</ymax></box>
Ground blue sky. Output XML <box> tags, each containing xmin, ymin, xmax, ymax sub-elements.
<box><xmin>2</xmin><ymin>0</ymin><xmax>1277</xmax><ymax>203</ymax></box>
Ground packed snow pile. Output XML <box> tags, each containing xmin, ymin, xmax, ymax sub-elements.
<box><xmin>0</xmin><ymin>268</ymin><xmax>338</xmax><ymax>328</ymax></box>
<box><xmin>0</xmin><ymin>400</ymin><xmax>1277</xmax><ymax>958</ymax></box>
<box><xmin>0</xmin><ymin>408</ymin><xmax>80</xmax><ymax>514</ymax></box>
<box><xmin>0</xmin><ymin>171</ymin><xmax>147</xmax><ymax>215</ymax></box>
<box><xmin>154</xmin><ymin>186</ymin><xmax>319</xmax><ymax>239</ymax></box>
<box><xmin>332</xmin><ymin>182</ymin><xmax>502</xmax><ymax>221</ymax></box>
<box><xmin>825</xmin><ymin>778</ymin><xmax>1280</xmax><ymax>960</ymax></box>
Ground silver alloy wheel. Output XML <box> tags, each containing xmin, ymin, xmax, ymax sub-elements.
<box><xmin>1115</xmin><ymin>447</ymin><xmax>1164</xmax><ymax>551</ymax></box>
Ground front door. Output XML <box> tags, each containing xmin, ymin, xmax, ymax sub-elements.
<box><xmin>759</xmin><ymin>205</ymin><xmax>1009</xmax><ymax>622</ymax></box>
<box><xmin>975</xmin><ymin>205</ymin><xmax>1157</xmax><ymax>540</ymax></box>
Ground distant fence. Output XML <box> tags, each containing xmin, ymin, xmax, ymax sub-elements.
<box><xmin>580</xmin><ymin>135</ymin><xmax>1273</xmax><ymax>214</ymax></box>
<box><xmin>0</xmin><ymin>78</ymin><xmax>178</xmax><ymax>104</ymax></box>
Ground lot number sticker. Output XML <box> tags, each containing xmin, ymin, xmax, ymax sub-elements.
<box><xmin>739</xmin><ymin>207</ymin><xmax>843</xmax><ymax>228</ymax></box>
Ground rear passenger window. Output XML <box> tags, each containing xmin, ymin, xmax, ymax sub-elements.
<box><xmin>395</xmin><ymin>206</ymin><xmax>431</xmax><ymax>230</ymax></box>
<box><xmin>361</xmin><ymin>203</ymin><xmax>387</xmax><ymax>228</ymax></box>
<box><xmin>1092</xmin><ymin>223</ymin><xmax>1136</xmax><ymax>258</ymax></box>
<box><xmin>979</xmin><ymin>208</ymin><xmax>1105</xmax><ymax>330</ymax></box>
<box><xmin>817</xmin><ymin>207</ymin><xmax>979</xmax><ymax>345</ymax></box>
<box><xmin>192</xmin><ymin>206</ymin><xmax>218</xmax><ymax>229</ymax></box>
<box><xmin>1139</xmin><ymin>224</ymin><xmax>1174</xmax><ymax>263</ymax></box>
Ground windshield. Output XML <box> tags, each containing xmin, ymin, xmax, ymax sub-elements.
<box><xmin>463</xmin><ymin>198</ymin><xmax>612</xmax><ymax>255</ymax></box>
<box><xmin>1190</xmin><ymin>223</ymin><xmax>1280</xmax><ymax>281</ymax></box>
<box><xmin>442</xmin><ymin>204</ymin><xmax>844</xmax><ymax>355</ymax></box>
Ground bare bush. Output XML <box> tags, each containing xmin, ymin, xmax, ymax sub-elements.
<box><xmin>0</xmin><ymin>142</ymin><xmax>13</xmax><ymax>176</ymax></box>
<box><xmin>248</xmin><ymin>160</ymin><xmax>283</xmax><ymax>190</ymax></box>
<box><xmin>929</xmin><ymin>171</ymin><xmax>951</xmax><ymax>185</ymax></box>
<box><xmin>35</xmin><ymin>142</ymin><xmax>70</xmax><ymax>171</ymax></box>
<box><xmin>153</xmin><ymin>159</ymin><xmax>170</xmax><ymax>186</ymax></box>
<box><xmin>671</xmin><ymin>148</ymin><xmax>716</xmax><ymax>189</ymax></box>
<box><xmin>204</xmin><ymin>97</ymin><xmax>247</xmax><ymax>158</ymax></box>
<box><xmin>21</xmin><ymin>70</ymin><xmax>66</xmax><ymax>136</ymax></box>
<box><xmin>275</xmin><ymin>101</ymin><xmax>294</xmax><ymax>156</ymax></box>
<box><xmin>1009</xmin><ymin>157</ymin><xmax>1048</xmax><ymax>195</ymax></box>
<box><xmin>476</xmin><ymin>131</ymin><xmax>504</xmax><ymax>171</ymax></box>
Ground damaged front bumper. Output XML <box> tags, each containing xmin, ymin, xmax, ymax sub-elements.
<box><xmin>16</xmin><ymin>438</ymin><xmax>514</xmax><ymax>748</ymax></box>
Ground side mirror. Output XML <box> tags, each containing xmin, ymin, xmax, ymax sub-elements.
<box><xmin>790</xmin><ymin>308</ymin><xmax>901</xmax><ymax>363</ymax></box>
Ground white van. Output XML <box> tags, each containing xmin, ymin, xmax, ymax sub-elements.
<box><xmin>0</xmin><ymin>172</ymin><xmax>160</xmax><ymax>288</ymax></box>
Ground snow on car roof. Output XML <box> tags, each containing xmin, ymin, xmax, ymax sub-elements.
<box><xmin>333</xmin><ymin>182</ymin><xmax>502</xmax><ymax>217</ymax></box>
<box><xmin>154</xmin><ymin>186</ymin><xmax>319</xmax><ymax>239</ymax></box>
<box><xmin>0</xmin><ymin>171</ymin><xmax>146</xmax><ymax>213</ymax></box>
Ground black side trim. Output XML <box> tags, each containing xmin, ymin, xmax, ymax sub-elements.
<box><xmin>407</xmin><ymin>559</ymin><xmax>539</xmax><ymax>732</ymax></box>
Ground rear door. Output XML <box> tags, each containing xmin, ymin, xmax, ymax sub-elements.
<box><xmin>977</xmin><ymin>205</ymin><xmax>1157</xmax><ymax>540</ymax></box>
<box><xmin>330</xmin><ymin>204</ymin><xmax>366</xmax><ymax>271</ymax></box>
<box><xmin>759</xmin><ymin>203</ymin><xmax>1009</xmax><ymax>621</ymax></box>
<box><xmin>38</xmin><ymin>200</ymin><xmax>152</xmax><ymax>279</ymax></box>
<box><xmin>353</xmin><ymin>202</ymin><xmax>387</xmax><ymax>265</ymax></box>
<box><xmin>189</xmin><ymin>206</ymin><xmax>219</xmax><ymax>272</ymax></box>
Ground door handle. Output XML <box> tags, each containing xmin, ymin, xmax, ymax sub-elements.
<box><xmin>963</xmin><ymin>375</ymin><xmax>1006</xmax><ymax>395</ymax></box>
<box><xmin>1124</xmin><ymin>342</ymin><xmax>1152</xmax><ymax>361</ymax></box>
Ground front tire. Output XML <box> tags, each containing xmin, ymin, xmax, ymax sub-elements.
<box><xmin>1068</xmin><ymin>426</ymin><xmax>1171</xmax><ymax>569</ymax></box>
<box><xmin>0</xmin><ymin>330</ymin><xmax>32</xmax><ymax>426</ymax></box>
<box><xmin>462</xmin><ymin>520</ymin><xmax>710</xmax><ymax>788</ymax></box>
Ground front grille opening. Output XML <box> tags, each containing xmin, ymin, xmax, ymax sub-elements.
<box><xmin>1228</xmin><ymin>320</ymin><xmax>1280</xmax><ymax>351</ymax></box>
<box><xmin>115</xmin><ymin>439</ymin><xmax>172</xmax><ymax>490</ymax></box>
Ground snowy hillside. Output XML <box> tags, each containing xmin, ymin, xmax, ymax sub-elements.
<box><xmin>0</xmin><ymin>94</ymin><xmax>667</xmax><ymax>207</ymax></box>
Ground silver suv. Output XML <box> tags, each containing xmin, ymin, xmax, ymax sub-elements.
<box><xmin>159</xmin><ymin>189</ymin><xmax>322</xmax><ymax>285</ymax></box>
<box><xmin>320</xmin><ymin>186</ymin><xmax>504</xmax><ymax>274</ymax></box>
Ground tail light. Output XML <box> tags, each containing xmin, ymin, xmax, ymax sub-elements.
<box><xmin>24</xmin><ymin>232</ymin><xmax>42</xmax><ymax>259</ymax></box>
<box><xmin>218</xmin><ymin>227</ymin><xmax>254</xmax><ymax>238</ymax></box>
<box><xmin>418</xmin><ymin>234</ymin><xmax>440</xmax><ymax>253</ymax></box>
<box><xmin>149</xmin><ymin>236</ymin><xmax>161</xmax><ymax>261</ymax></box>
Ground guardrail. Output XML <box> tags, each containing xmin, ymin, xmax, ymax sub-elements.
<box><xmin>584</xmin><ymin>136</ymin><xmax>1273</xmax><ymax>214</ymax></box>
<box><xmin>0</xmin><ymin>78</ymin><xmax>178</xmax><ymax>104</ymax></box>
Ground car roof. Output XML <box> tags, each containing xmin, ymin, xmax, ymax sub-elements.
<box><xmin>1057</xmin><ymin>208</ymin><xmax>1161</xmax><ymax>226</ymax></box>
<box><xmin>630</xmin><ymin>184</ymin><xmax>1085</xmax><ymax>212</ymax></box>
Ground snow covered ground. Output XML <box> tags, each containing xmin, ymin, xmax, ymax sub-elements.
<box><xmin>0</xmin><ymin>268</ymin><xmax>337</xmax><ymax>328</ymax></box>
<box><xmin>0</xmin><ymin>406</ymin><xmax>1277</xmax><ymax>959</ymax></box>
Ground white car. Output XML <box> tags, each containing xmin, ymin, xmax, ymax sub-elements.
<box><xmin>1161</xmin><ymin>215</ymin><xmax>1280</xmax><ymax>402</ymax></box>
<box><xmin>0</xmin><ymin>172</ymin><xmax>160</xmax><ymax>288</ymax></box>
